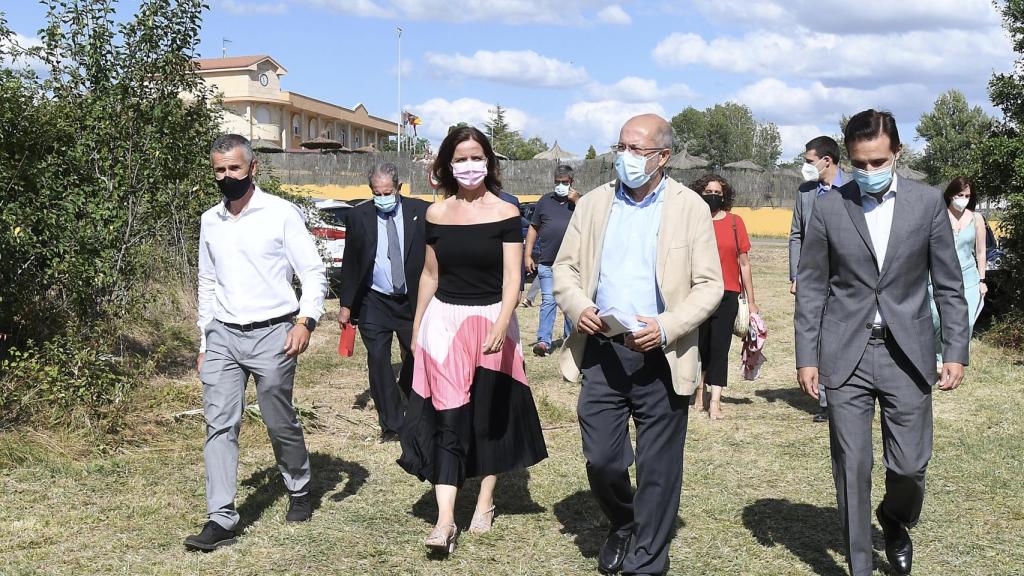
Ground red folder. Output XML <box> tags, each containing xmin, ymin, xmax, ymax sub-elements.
<box><xmin>338</xmin><ymin>323</ymin><xmax>356</xmax><ymax>357</ymax></box>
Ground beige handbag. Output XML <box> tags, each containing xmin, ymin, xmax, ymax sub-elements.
<box><xmin>731</xmin><ymin>214</ymin><xmax>750</xmax><ymax>338</ymax></box>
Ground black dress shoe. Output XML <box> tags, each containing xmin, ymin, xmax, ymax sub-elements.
<box><xmin>286</xmin><ymin>493</ymin><xmax>312</xmax><ymax>522</ymax></box>
<box><xmin>876</xmin><ymin>505</ymin><xmax>913</xmax><ymax>575</ymax></box>
<box><xmin>380</xmin><ymin>430</ymin><xmax>401</xmax><ymax>443</ymax></box>
<box><xmin>812</xmin><ymin>410</ymin><xmax>828</xmax><ymax>423</ymax></box>
<box><xmin>598</xmin><ymin>530</ymin><xmax>631</xmax><ymax>575</ymax></box>
<box><xmin>184</xmin><ymin>521</ymin><xmax>237</xmax><ymax>551</ymax></box>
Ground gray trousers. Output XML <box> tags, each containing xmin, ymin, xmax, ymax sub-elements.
<box><xmin>827</xmin><ymin>336</ymin><xmax>933</xmax><ymax>576</ymax></box>
<box><xmin>200</xmin><ymin>320</ymin><xmax>312</xmax><ymax>530</ymax></box>
<box><xmin>578</xmin><ymin>337</ymin><xmax>689</xmax><ymax>576</ymax></box>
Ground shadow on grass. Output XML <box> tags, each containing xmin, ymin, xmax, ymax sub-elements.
<box><xmin>409</xmin><ymin>468</ymin><xmax>545</xmax><ymax>528</ymax></box>
<box><xmin>742</xmin><ymin>498</ymin><xmax>885</xmax><ymax>576</ymax></box>
<box><xmin>236</xmin><ymin>451</ymin><xmax>369</xmax><ymax>530</ymax></box>
<box><xmin>721</xmin><ymin>396</ymin><xmax>754</xmax><ymax>405</ymax></box>
<box><xmin>755</xmin><ymin>387</ymin><xmax>821</xmax><ymax>415</ymax></box>
<box><xmin>553</xmin><ymin>490</ymin><xmax>684</xmax><ymax>560</ymax></box>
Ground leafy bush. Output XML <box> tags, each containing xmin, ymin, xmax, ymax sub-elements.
<box><xmin>0</xmin><ymin>1</ymin><xmax>222</xmax><ymax>426</ymax></box>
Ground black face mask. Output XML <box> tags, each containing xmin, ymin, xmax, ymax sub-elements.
<box><xmin>703</xmin><ymin>194</ymin><xmax>724</xmax><ymax>212</ymax></box>
<box><xmin>216</xmin><ymin>164</ymin><xmax>253</xmax><ymax>201</ymax></box>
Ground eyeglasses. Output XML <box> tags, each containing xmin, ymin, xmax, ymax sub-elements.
<box><xmin>610</xmin><ymin>144</ymin><xmax>666</xmax><ymax>154</ymax></box>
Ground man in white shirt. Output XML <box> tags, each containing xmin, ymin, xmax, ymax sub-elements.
<box><xmin>185</xmin><ymin>134</ymin><xmax>328</xmax><ymax>551</ymax></box>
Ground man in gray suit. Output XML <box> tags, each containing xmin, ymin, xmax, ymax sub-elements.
<box><xmin>789</xmin><ymin>135</ymin><xmax>846</xmax><ymax>422</ymax></box>
<box><xmin>795</xmin><ymin>110</ymin><xmax>968</xmax><ymax>576</ymax></box>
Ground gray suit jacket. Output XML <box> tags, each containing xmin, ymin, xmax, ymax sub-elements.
<box><xmin>794</xmin><ymin>178</ymin><xmax>969</xmax><ymax>388</ymax></box>
<box><xmin>788</xmin><ymin>180</ymin><xmax>819</xmax><ymax>281</ymax></box>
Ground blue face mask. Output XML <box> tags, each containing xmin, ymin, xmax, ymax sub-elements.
<box><xmin>374</xmin><ymin>194</ymin><xmax>398</xmax><ymax>213</ymax></box>
<box><xmin>615</xmin><ymin>151</ymin><xmax>658</xmax><ymax>189</ymax></box>
<box><xmin>554</xmin><ymin>183</ymin><xmax>570</xmax><ymax>197</ymax></box>
<box><xmin>852</xmin><ymin>157</ymin><xmax>895</xmax><ymax>195</ymax></box>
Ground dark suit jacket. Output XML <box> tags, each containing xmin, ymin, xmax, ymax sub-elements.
<box><xmin>338</xmin><ymin>196</ymin><xmax>430</xmax><ymax>322</ymax></box>
<box><xmin>788</xmin><ymin>180</ymin><xmax>819</xmax><ymax>281</ymax></box>
<box><xmin>794</xmin><ymin>178</ymin><xmax>969</xmax><ymax>388</ymax></box>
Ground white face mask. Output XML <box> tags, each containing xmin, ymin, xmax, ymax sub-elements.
<box><xmin>951</xmin><ymin>197</ymin><xmax>969</xmax><ymax>211</ymax></box>
<box><xmin>554</xmin><ymin>183</ymin><xmax>570</xmax><ymax>197</ymax></box>
<box><xmin>801</xmin><ymin>159</ymin><xmax>825</xmax><ymax>182</ymax></box>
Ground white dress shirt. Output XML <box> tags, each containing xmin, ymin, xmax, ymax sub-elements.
<box><xmin>197</xmin><ymin>186</ymin><xmax>328</xmax><ymax>351</ymax></box>
<box><xmin>860</xmin><ymin>174</ymin><xmax>898</xmax><ymax>326</ymax></box>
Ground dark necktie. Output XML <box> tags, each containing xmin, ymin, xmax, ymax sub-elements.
<box><xmin>386</xmin><ymin>215</ymin><xmax>406</xmax><ymax>294</ymax></box>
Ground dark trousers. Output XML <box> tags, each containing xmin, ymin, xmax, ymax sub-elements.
<box><xmin>828</xmin><ymin>336</ymin><xmax>933</xmax><ymax>576</ymax></box>
<box><xmin>359</xmin><ymin>290</ymin><xmax>414</xmax><ymax>435</ymax></box>
<box><xmin>578</xmin><ymin>337</ymin><xmax>689</xmax><ymax>576</ymax></box>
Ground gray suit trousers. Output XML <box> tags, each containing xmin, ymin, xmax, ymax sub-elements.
<box><xmin>200</xmin><ymin>320</ymin><xmax>312</xmax><ymax>530</ymax></box>
<box><xmin>828</xmin><ymin>336</ymin><xmax>933</xmax><ymax>576</ymax></box>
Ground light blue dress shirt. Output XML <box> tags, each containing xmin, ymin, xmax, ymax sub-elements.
<box><xmin>370</xmin><ymin>200</ymin><xmax>405</xmax><ymax>294</ymax></box>
<box><xmin>818</xmin><ymin>168</ymin><xmax>846</xmax><ymax>196</ymax></box>
<box><xmin>595</xmin><ymin>178</ymin><xmax>666</xmax><ymax>336</ymax></box>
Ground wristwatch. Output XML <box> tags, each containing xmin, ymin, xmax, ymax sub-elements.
<box><xmin>294</xmin><ymin>316</ymin><xmax>317</xmax><ymax>331</ymax></box>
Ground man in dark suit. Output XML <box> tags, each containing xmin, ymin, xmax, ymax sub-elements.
<box><xmin>795</xmin><ymin>110</ymin><xmax>969</xmax><ymax>576</ymax></box>
<box><xmin>338</xmin><ymin>163</ymin><xmax>429</xmax><ymax>442</ymax></box>
<box><xmin>789</xmin><ymin>135</ymin><xmax>846</xmax><ymax>422</ymax></box>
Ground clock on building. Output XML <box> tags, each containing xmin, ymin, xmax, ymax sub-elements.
<box><xmin>259</xmin><ymin>73</ymin><xmax>269</xmax><ymax>87</ymax></box>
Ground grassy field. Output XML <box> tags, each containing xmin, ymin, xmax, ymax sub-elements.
<box><xmin>2</xmin><ymin>241</ymin><xmax>1022</xmax><ymax>575</ymax></box>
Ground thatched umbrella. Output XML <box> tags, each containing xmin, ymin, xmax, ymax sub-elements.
<box><xmin>352</xmin><ymin>144</ymin><xmax>377</xmax><ymax>154</ymax></box>
<box><xmin>665</xmin><ymin>151</ymin><xmax>709</xmax><ymax>170</ymax></box>
<box><xmin>300</xmin><ymin>136</ymin><xmax>345</xmax><ymax>150</ymax></box>
<box><xmin>896</xmin><ymin>165</ymin><xmax>927</xmax><ymax>181</ymax></box>
<box><xmin>533</xmin><ymin>141</ymin><xmax>578</xmax><ymax>161</ymax></box>
<box><xmin>724</xmin><ymin>159</ymin><xmax>765</xmax><ymax>172</ymax></box>
<box><xmin>252</xmin><ymin>139</ymin><xmax>284</xmax><ymax>153</ymax></box>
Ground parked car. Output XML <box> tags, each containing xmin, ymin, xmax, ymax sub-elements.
<box><xmin>309</xmin><ymin>199</ymin><xmax>354</xmax><ymax>296</ymax></box>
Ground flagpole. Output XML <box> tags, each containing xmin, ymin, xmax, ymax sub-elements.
<box><xmin>396</xmin><ymin>26</ymin><xmax>403</xmax><ymax>157</ymax></box>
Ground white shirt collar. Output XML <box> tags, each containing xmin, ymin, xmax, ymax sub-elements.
<box><xmin>217</xmin><ymin>185</ymin><xmax>266</xmax><ymax>220</ymax></box>
<box><xmin>860</xmin><ymin>172</ymin><xmax>898</xmax><ymax>202</ymax></box>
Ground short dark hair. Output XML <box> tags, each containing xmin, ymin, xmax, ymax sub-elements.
<box><xmin>432</xmin><ymin>126</ymin><xmax>502</xmax><ymax>198</ymax></box>
<box><xmin>844</xmin><ymin>109</ymin><xmax>901</xmax><ymax>154</ymax></box>
<box><xmin>554</xmin><ymin>165</ymin><xmax>574</xmax><ymax>180</ymax></box>
<box><xmin>944</xmin><ymin>176</ymin><xmax>977</xmax><ymax>211</ymax></box>
<box><xmin>690</xmin><ymin>173</ymin><xmax>736</xmax><ymax>212</ymax></box>
<box><xmin>805</xmin><ymin>136</ymin><xmax>840</xmax><ymax>165</ymax></box>
<box><xmin>210</xmin><ymin>133</ymin><xmax>254</xmax><ymax>163</ymax></box>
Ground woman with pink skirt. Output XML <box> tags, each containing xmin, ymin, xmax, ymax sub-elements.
<box><xmin>398</xmin><ymin>126</ymin><xmax>547</xmax><ymax>555</ymax></box>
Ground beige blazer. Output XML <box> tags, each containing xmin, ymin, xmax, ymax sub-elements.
<box><xmin>552</xmin><ymin>176</ymin><xmax>724</xmax><ymax>396</ymax></box>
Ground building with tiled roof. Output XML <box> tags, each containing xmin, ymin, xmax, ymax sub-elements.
<box><xmin>193</xmin><ymin>55</ymin><xmax>396</xmax><ymax>149</ymax></box>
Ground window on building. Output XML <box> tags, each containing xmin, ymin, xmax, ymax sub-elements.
<box><xmin>255</xmin><ymin>106</ymin><xmax>271</xmax><ymax>126</ymax></box>
<box><xmin>292</xmin><ymin>114</ymin><xmax>301</xmax><ymax>136</ymax></box>
<box><xmin>308</xmin><ymin>118</ymin><xmax>318</xmax><ymax>139</ymax></box>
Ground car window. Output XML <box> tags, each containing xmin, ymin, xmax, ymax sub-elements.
<box><xmin>320</xmin><ymin>207</ymin><xmax>350</xmax><ymax>227</ymax></box>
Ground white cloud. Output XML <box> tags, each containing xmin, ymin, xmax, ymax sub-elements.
<box><xmin>733</xmin><ymin>78</ymin><xmax>932</xmax><ymax>126</ymax></box>
<box><xmin>221</xmin><ymin>0</ymin><xmax>288</xmax><ymax>14</ymax></box>
<box><xmin>692</xmin><ymin>0</ymin><xmax>999</xmax><ymax>32</ymax></box>
<box><xmin>653</xmin><ymin>27</ymin><xmax>1011</xmax><ymax>87</ymax></box>
<box><xmin>564</xmin><ymin>100</ymin><xmax>666</xmax><ymax>149</ymax></box>
<box><xmin>597</xmin><ymin>4</ymin><xmax>631</xmax><ymax>25</ymax></box>
<box><xmin>777</xmin><ymin>124</ymin><xmax>832</xmax><ymax>160</ymax></box>
<box><xmin>302</xmin><ymin>0</ymin><xmax>393</xmax><ymax>18</ymax></box>
<box><xmin>424</xmin><ymin>50</ymin><xmax>589</xmax><ymax>88</ymax></box>
<box><xmin>410</xmin><ymin>97</ymin><xmax>531</xmax><ymax>142</ymax></box>
<box><xmin>587</xmin><ymin>76</ymin><xmax>695</xmax><ymax>103</ymax></box>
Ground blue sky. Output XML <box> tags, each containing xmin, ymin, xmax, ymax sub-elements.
<box><xmin>3</xmin><ymin>0</ymin><xmax>1013</xmax><ymax>161</ymax></box>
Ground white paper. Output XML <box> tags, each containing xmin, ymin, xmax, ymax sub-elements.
<box><xmin>599</xmin><ymin>308</ymin><xmax>639</xmax><ymax>336</ymax></box>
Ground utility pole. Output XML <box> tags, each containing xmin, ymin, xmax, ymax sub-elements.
<box><xmin>396</xmin><ymin>26</ymin><xmax>403</xmax><ymax>157</ymax></box>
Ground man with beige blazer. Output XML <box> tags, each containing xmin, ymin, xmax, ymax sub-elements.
<box><xmin>553</xmin><ymin>114</ymin><xmax>723</xmax><ymax>576</ymax></box>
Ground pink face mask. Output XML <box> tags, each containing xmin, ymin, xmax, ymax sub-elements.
<box><xmin>451</xmin><ymin>160</ymin><xmax>487</xmax><ymax>188</ymax></box>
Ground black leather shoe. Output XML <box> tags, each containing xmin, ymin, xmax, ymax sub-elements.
<box><xmin>380</xmin><ymin>430</ymin><xmax>401</xmax><ymax>443</ymax></box>
<box><xmin>876</xmin><ymin>505</ymin><xmax>913</xmax><ymax>575</ymax></box>
<box><xmin>812</xmin><ymin>410</ymin><xmax>828</xmax><ymax>423</ymax></box>
<box><xmin>286</xmin><ymin>493</ymin><xmax>312</xmax><ymax>522</ymax></box>
<box><xmin>184</xmin><ymin>521</ymin><xmax>237</xmax><ymax>551</ymax></box>
<box><xmin>598</xmin><ymin>530</ymin><xmax>631</xmax><ymax>575</ymax></box>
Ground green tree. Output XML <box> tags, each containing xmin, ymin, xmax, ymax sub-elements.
<box><xmin>0</xmin><ymin>0</ymin><xmax>221</xmax><ymax>423</ymax></box>
<box><xmin>585</xmin><ymin>145</ymin><xmax>597</xmax><ymax>160</ymax></box>
<box><xmin>915</xmin><ymin>89</ymin><xmax>993</xmax><ymax>184</ymax></box>
<box><xmin>381</xmin><ymin>134</ymin><xmax>430</xmax><ymax>155</ymax></box>
<box><xmin>484</xmin><ymin>104</ymin><xmax>547</xmax><ymax>160</ymax></box>
<box><xmin>670</xmin><ymin>103</ymin><xmax>780</xmax><ymax>167</ymax></box>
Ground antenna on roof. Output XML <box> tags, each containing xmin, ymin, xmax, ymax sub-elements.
<box><xmin>222</xmin><ymin>37</ymin><xmax>232</xmax><ymax>58</ymax></box>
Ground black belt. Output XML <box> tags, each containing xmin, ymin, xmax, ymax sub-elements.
<box><xmin>220</xmin><ymin>311</ymin><xmax>297</xmax><ymax>332</ymax></box>
<box><xmin>866</xmin><ymin>324</ymin><xmax>891</xmax><ymax>339</ymax></box>
<box><xmin>593</xmin><ymin>333</ymin><xmax>626</xmax><ymax>344</ymax></box>
<box><xmin>371</xmin><ymin>289</ymin><xmax>408</xmax><ymax>301</ymax></box>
